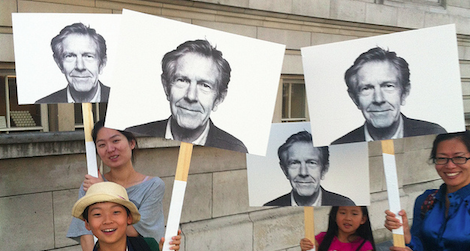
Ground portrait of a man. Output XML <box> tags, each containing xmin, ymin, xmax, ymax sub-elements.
<box><xmin>332</xmin><ymin>47</ymin><xmax>446</xmax><ymax>144</ymax></box>
<box><xmin>35</xmin><ymin>22</ymin><xmax>110</xmax><ymax>103</ymax></box>
<box><xmin>126</xmin><ymin>39</ymin><xmax>248</xmax><ymax>153</ymax></box>
<box><xmin>264</xmin><ymin>131</ymin><xmax>355</xmax><ymax>206</ymax></box>
<box><xmin>301</xmin><ymin>25</ymin><xmax>463</xmax><ymax>147</ymax></box>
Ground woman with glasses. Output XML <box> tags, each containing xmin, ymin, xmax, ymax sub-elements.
<box><xmin>384</xmin><ymin>131</ymin><xmax>470</xmax><ymax>251</ymax></box>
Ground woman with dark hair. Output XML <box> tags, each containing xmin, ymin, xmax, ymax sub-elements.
<box><xmin>385</xmin><ymin>131</ymin><xmax>470</xmax><ymax>250</ymax></box>
<box><xmin>67</xmin><ymin>120</ymin><xmax>165</xmax><ymax>251</ymax></box>
<box><xmin>300</xmin><ymin>206</ymin><xmax>376</xmax><ymax>251</ymax></box>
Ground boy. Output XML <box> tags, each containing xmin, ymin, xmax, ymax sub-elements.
<box><xmin>72</xmin><ymin>182</ymin><xmax>180</xmax><ymax>251</ymax></box>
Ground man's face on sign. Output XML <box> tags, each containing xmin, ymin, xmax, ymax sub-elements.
<box><xmin>281</xmin><ymin>142</ymin><xmax>325</xmax><ymax>198</ymax></box>
<box><xmin>57</xmin><ymin>34</ymin><xmax>104</xmax><ymax>94</ymax></box>
<box><xmin>350</xmin><ymin>60</ymin><xmax>408</xmax><ymax>129</ymax></box>
<box><xmin>165</xmin><ymin>52</ymin><xmax>224</xmax><ymax>131</ymax></box>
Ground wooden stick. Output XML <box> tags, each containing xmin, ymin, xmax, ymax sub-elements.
<box><xmin>163</xmin><ymin>142</ymin><xmax>193</xmax><ymax>251</ymax></box>
<box><xmin>381</xmin><ymin>140</ymin><xmax>405</xmax><ymax>248</ymax></box>
<box><xmin>393</xmin><ymin>232</ymin><xmax>406</xmax><ymax>247</ymax></box>
<box><xmin>304</xmin><ymin>206</ymin><xmax>315</xmax><ymax>251</ymax></box>
<box><xmin>82</xmin><ymin>103</ymin><xmax>98</xmax><ymax>177</ymax></box>
<box><xmin>175</xmin><ymin>142</ymin><xmax>193</xmax><ymax>181</ymax></box>
<box><xmin>381</xmin><ymin>139</ymin><xmax>394</xmax><ymax>155</ymax></box>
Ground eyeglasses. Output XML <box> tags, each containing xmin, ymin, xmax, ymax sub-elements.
<box><xmin>433</xmin><ymin>156</ymin><xmax>470</xmax><ymax>165</ymax></box>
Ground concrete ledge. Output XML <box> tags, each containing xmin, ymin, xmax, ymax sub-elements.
<box><xmin>0</xmin><ymin>131</ymin><xmax>180</xmax><ymax>159</ymax></box>
<box><xmin>0</xmin><ymin>140</ymin><xmax>87</xmax><ymax>160</ymax></box>
<box><xmin>0</xmin><ymin>131</ymin><xmax>84</xmax><ymax>144</ymax></box>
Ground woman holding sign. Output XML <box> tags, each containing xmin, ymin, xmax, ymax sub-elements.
<box><xmin>384</xmin><ymin>131</ymin><xmax>470</xmax><ymax>250</ymax></box>
<box><xmin>67</xmin><ymin>120</ymin><xmax>166</xmax><ymax>251</ymax></box>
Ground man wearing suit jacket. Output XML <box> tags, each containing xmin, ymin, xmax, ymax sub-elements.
<box><xmin>36</xmin><ymin>23</ymin><xmax>110</xmax><ymax>103</ymax></box>
<box><xmin>127</xmin><ymin>40</ymin><xmax>247</xmax><ymax>153</ymax></box>
<box><xmin>332</xmin><ymin>47</ymin><xmax>446</xmax><ymax>145</ymax></box>
<box><xmin>264</xmin><ymin>131</ymin><xmax>354</xmax><ymax>206</ymax></box>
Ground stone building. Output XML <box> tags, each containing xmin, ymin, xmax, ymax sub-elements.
<box><xmin>1</xmin><ymin>0</ymin><xmax>470</xmax><ymax>250</ymax></box>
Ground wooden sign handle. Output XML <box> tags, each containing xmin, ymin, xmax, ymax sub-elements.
<box><xmin>175</xmin><ymin>142</ymin><xmax>193</xmax><ymax>181</ymax></box>
<box><xmin>304</xmin><ymin>206</ymin><xmax>315</xmax><ymax>251</ymax></box>
<box><xmin>381</xmin><ymin>139</ymin><xmax>405</xmax><ymax>248</ymax></box>
<box><xmin>82</xmin><ymin>103</ymin><xmax>98</xmax><ymax>177</ymax></box>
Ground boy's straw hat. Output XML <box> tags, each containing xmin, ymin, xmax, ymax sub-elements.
<box><xmin>72</xmin><ymin>182</ymin><xmax>141</xmax><ymax>224</ymax></box>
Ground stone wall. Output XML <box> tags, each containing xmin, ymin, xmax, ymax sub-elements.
<box><xmin>191</xmin><ymin>0</ymin><xmax>470</xmax><ymax>34</ymax></box>
<box><xmin>0</xmin><ymin>132</ymin><xmax>442</xmax><ymax>251</ymax></box>
<box><xmin>1</xmin><ymin>0</ymin><xmax>470</xmax><ymax>250</ymax></box>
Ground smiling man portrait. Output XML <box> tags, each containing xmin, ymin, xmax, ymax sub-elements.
<box><xmin>35</xmin><ymin>22</ymin><xmax>110</xmax><ymax>103</ymax></box>
<box><xmin>332</xmin><ymin>47</ymin><xmax>446</xmax><ymax>144</ymax></box>
<box><xmin>264</xmin><ymin>131</ymin><xmax>354</xmax><ymax>206</ymax></box>
<box><xmin>126</xmin><ymin>39</ymin><xmax>248</xmax><ymax>153</ymax></box>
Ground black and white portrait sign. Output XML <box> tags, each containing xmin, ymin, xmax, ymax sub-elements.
<box><xmin>105</xmin><ymin>9</ymin><xmax>285</xmax><ymax>155</ymax></box>
<box><xmin>301</xmin><ymin>24</ymin><xmax>464</xmax><ymax>146</ymax></box>
<box><xmin>247</xmin><ymin>122</ymin><xmax>370</xmax><ymax>207</ymax></box>
<box><xmin>12</xmin><ymin>13</ymin><xmax>121</xmax><ymax>104</ymax></box>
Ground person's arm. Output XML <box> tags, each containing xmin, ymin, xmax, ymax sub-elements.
<box><xmin>132</xmin><ymin>178</ymin><xmax>165</xmax><ymax>240</ymax></box>
<box><xmin>80</xmin><ymin>235</ymin><xmax>94</xmax><ymax>251</ymax></box>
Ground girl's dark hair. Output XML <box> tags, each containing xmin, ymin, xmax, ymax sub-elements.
<box><xmin>318</xmin><ymin>206</ymin><xmax>376</xmax><ymax>251</ymax></box>
<box><xmin>430</xmin><ymin>131</ymin><xmax>470</xmax><ymax>161</ymax></box>
<box><xmin>92</xmin><ymin>120</ymin><xmax>138</xmax><ymax>162</ymax></box>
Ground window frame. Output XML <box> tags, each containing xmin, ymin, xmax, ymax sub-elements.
<box><xmin>1</xmin><ymin>75</ymin><xmax>49</xmax><ymax>133</ymax></box>
<box><xmin>1</xmin><ymin>75</ymin><xmax>105</xmax><ymax>133</ymax></box>
<box><xmin>281</xmin><ymin>77</ymin><xmax>309</xmax><ymax>122</ymax></box>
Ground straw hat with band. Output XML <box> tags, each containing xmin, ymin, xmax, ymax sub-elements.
<box><xmin>72</xmin><ymin>182</ymin><xmax>141</xmax><ymax>224</ymax></box>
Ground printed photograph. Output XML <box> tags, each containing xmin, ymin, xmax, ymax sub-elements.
<box><xmin>247</xmin><ymin>122</ymin><xmax>370</xmax><ymax>207</ymax></box>
<box><xmin>105</xmin><ymin>9</ymin><xmax>285</xmax><ymax>155</ymax></box>
<box><xmin>13</xmin><ymin>13</ymin><xmax>121</xmax><ymax>104</ymax></box>
<box><xmin>301</xmin><ymin>24</ymin><xmax>464</xmax><ymax>146</ymax></box>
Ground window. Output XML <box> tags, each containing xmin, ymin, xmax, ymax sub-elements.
<box><xmin>1</xmin><ymin>75</ymin><xmax>106</xmax><ymax>133</ymax></box>
<box><xmin>1</xmin><ymin>75</ymin><xmax>48</xmax><ymax>133</ymax></box>
<box><xmin>282</xmin><ymin>78</ymin><xmax>308</xmax><ymax>122</ymax></box>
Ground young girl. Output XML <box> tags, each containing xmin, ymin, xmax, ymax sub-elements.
<box><xmin>300</xmin><ymin>206</ymin><xmax>376</xmax><ymax>251</ymax></box>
